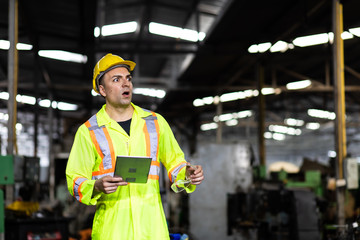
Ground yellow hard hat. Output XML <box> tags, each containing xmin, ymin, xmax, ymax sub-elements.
<box><xmin>92</xmin><ymin>53</ymin><xmax>136</xmax><ymax>93</ymax></box>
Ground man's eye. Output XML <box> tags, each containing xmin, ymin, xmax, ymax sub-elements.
<box><xmin>127</xmin><ymin>76</ymin><xmax>132</xmax><ymax>81</ymax></box>
<box><xmin>113</xmin><ymin>77</ymin><xmax>119</xmax><ymax>82</ymax></box>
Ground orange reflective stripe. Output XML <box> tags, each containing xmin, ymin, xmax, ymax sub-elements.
<box><xmin>143</xmin><ymin>124</ymin><xmax>151</xmax><ymax>157</ymax></box>
<box><xmin>168</xmin><ymin>161</ymin><xmax>186</xmax><ymax>182</ymax></box>
<box><xmin>85</xmin><ymin>121</ymin><xmax>104</xmax><ymax>161</ymax></box>
<box><xmin>151</xmin><ymin>161</ymin><xmax>160</xmax><ymax>167</ymax></box>
<box><xmin>73</xmin><ymin>176</ymin><xmax>85</xmax><ymax>202</ymax></box>
<box><xmin>148</xmin><ymin>174</ymin><xmax>159</xmax><ymax>180</ymax></box>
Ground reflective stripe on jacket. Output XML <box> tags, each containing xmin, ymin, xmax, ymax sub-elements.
<box><xmin>66</xmin><ymin>103</ymin><xmax>195</xmax><ymax>240</ymax></box>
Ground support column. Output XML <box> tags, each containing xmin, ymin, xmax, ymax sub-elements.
<box><xmin>332</xmin><ymin>0</ymin><xmax>346</xmax><ymax>227</ymax></box>
<box><xmin>7</xmin><ymin>0</ymin><xmax>18</xmax><ymax>156</ymax></box>
<box><xmin>216</xmin><ymin>102</ymin><xmax>223</xmax><ymax>143</ymax></box>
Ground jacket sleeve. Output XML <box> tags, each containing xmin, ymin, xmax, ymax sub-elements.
<box><xmin>66</xmin><ymin>125</ymin><xmax>102</xmax><ymax>205</ymax></box>
<box><xmin>156</xmin><ymin>114</ymin><xmax>196</xmax><ymax>193</ymax></box>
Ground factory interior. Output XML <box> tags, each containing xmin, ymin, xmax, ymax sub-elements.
<box><xmin>2</xmin><ymin>0</ymin><xmax>360</xmax><ymax>239</ymax></box>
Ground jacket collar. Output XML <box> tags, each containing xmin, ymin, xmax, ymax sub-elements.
<box><xmin>96</xmin><ymin>103</ymin><xmax>152</xmax><ymax>127</ymax></box>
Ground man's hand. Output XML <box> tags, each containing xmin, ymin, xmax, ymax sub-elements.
<box><xmin>94</xmin><ymin>175</ymin><xmax>128</xmax><ymax>194</ymax></box>
<box><xmin>186</xmin><ymin>163</ymin><xmax>204</xmax><ymax>185</ymax></box>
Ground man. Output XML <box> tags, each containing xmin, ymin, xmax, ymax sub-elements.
<box><xmin>66</xmin><ymin>53</ymin><xmax>204</xmax><ymax>239</ymax></box>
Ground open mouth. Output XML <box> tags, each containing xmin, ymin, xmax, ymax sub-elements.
<box><xmin>122</xmin><ymin>91</ymin><xmax>130</xmax><ymax>97</ymax></box>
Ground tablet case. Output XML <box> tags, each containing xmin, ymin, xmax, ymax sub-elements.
<box><xmin>114</xmin><ymin>156</ymin><xmax>152</xmax><ymax>183</ymax></box>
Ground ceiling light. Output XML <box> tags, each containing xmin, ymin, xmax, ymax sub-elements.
<box><xmin>200</xmin><ymin>122</ymin><xmax>218</xmax><ymax>131</ymax></box>
<box><xmin>307</xmin><ymin>109</ymin><xmax>336</xmax><ymax>120</ymax></box>
<box><xmin>248</xmin><ymin>44</ymin><xmax>258</xmax><ymax>53</ymax></box>
<box><xmin>38</xmin><ymin>50</ymin><xmax>87</xmax><ymax>63</ymax></box>
<box><xmin>225</xmin><ymin>119</ymin><xmax>238</xmax><ymax>126</ymax></box>
<box><xmin>0</xmin><ymin>40</ymin><xmax>33</xmax><ymax>50</ymax></box>
<box><xmin>285</xmin><ymin>118</ymin><xmax>304</xmax><ymax>126</ymax></box>
<box><xmin>272</xmin><ymin>133</ymin><xmax>286</xmax><ymax>141</ymax></box>
<box><xmin>16</xmin><ymin>94</ymin><xmax>36</xmax><ymax>105</ymax></box>
<box><xmin>269</xmin><ymin>124</ymin><xmax>301</xmax><ymax>135</ymax></box>
<box><xmin>306</xmin><ymin>122</ymin><xmax>320</xmax><ymax>130</ymax></box>
<box><xmin>0</xmin><ymin>92</ymin><xmax>9</xmax><ymax>100</ymax></box>
<box><xmin>264</xmin><ymin>132</ymin><xmax>272</xmax><ymax>139</ymax></box>
<box><xmin>133</xmin><ymin>88</ymin><xmax>166</xmax><ymax>98</ymax></box>
<box><xmin>149</xmin><ymin>22</ymin><xmax>205</xmax><ymax>42</ymax></box>
<box><xmin>258</xmin><ymin>42</ymin><xmax>271</xmax><ymax>53</ymax></box>
<box><xmin>328</xmin><ymin>150</ymin><xmax>336</xmax><ymax>158</ymax></box>
<box><xmin>349</xmin><ymin>27</ymin><xmax>360</xmax><ymax>37</ymax></box>
<box><xmin>101</xmin><ymin>21</ymin><xmax>137</xmax><ymax>36</ymax></box>
<box><xmin>57</xmin><ymin>102</ymin><xmax>78</xmax><ymax>111</ymax></box>
<box><xmin>237</xmin><ymin>110</ymin><xmax>252</xmax><ymax>118</ymax></box>
<box><xmin>193</xmin><ymin>99</ymin><xmax>204</xmax><ymax>107</ymax></box>
<box><xmin>270</xmin><ymin>41</ymin><xmax>289</xmax><ymax>52</ymax></box>
<box><xmin>293</xmin><ymin>33</ymin><xmax>329</xmax><ymax>47</ymax></box>
<box><xmin>94</xmin><ymin>27</ymin><xmax>101</xmax><ymax>37</ymax></box>
<box><xmin>261</xmin><ymin>88</ymin><xmax>276</xmax><ymax>95</ymax></box>
<box><xmin>286</xmin><ymin>79</ymin><xmax>312</xmax><ymax>90</ymax></box>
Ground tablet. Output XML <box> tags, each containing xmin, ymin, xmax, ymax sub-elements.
<box><xmin>114</xmin><ymin>156</ymin><xmax>152</xmax><ymax>183</ymax></box>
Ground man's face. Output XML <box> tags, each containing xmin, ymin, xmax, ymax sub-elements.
<box><xmin>99</xmin><ymin>67</ymin><xmax>133</xmax><ymax>108</ymax></box>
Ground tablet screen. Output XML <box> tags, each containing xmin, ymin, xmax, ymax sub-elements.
<box><xmin>114</xmin><ymin>156</ymin><xmax>152</xmax><ymax>183</ymax></box>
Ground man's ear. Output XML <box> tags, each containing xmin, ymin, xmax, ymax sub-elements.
<box><xmin>99</xmin><ymin>85</ymin><xmax>106</xmax><ymax>97</ymax></box>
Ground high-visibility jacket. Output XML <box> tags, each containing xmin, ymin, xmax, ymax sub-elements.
<box><xmin>66</xmin><ymin>103</ymin><xmax>195</xmax><ymax>240</ymax></box>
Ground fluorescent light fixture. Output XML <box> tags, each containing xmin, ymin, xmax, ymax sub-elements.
<box><xmin>17</xmin><ymin>43</ymin><xmax>33</xmax><ymax>50</ymax></box>
<box><xmin>258</xmin><ymin>42</ymin><xmax>271</xmax><ymax>53</ymax></box>
<box><xmin>94</xmin><ymin>27</ymin><xmax>101</xmax><ymax>37</ymax></box>
<box><xmin>39</xmin><ymin>99</ymin><xmax>51</xmax><ymax>108</ymax></box>
<box><xmin>200</xmin><ymin>122</ymin><xmax>218</xmax><ymax>131</ymax></box>
<box><xmin>0</xmin><ymin>40</ymin><xmax>33</xmax><ymax>50</ymax></box>
<box><xmin>272</xmin><ymin>133</ymin><xmax>286</xmax><ymax>141</ymax></box>
<box><xmin>16</xmin><ymin>123</ymin><xmax>22</xmax><ymax>131</ymax></box>
<box><xmin>264</xmin><ymin>132</ymin><xmax>272</xmax><ymax>139</ymax></box>
<box><xmin>203</xmin><ymin>96</ymin><xmax>214</xmax><ymax>105</ymax></box>
<box><xmin>225</xmin><ymin>119</ymin><xmax>238</xmax><ymax>126</ymax></box>
<box><xmin>149</xmin><ymin>22</ymin><xmax>206</xmax><ymax>42</ymax></box>
<box><xmin>193</xmin><ymin>99</ymin><xmax>204</xmax><ymax>107</ymax></box>
<box><xmin>328</xmin><ymin>150</ymin><xmax>336</xmax><ymax>158</ymax></box>
<box><xmin>269</xmin><ymin>124</ymin><xmax>301</xmax><ymax>135</ymax></box>
<box><xmin>306</xmin><ymin>122</ymin><xmax>320</xmax><ymax>130</ymax></box>
<box><xmin>101</xmin><ymin>21</ymin><xmax>137</xmax><ymax>36</ymax></box>
<box><xmin>341</xmin><ymin>31</ymin><xmax>353</xmax><ymax>40</ymax></box>
<box><xmin>16</xmin><ymin>94</ymin><xmax>36</xmax><ymax>105</ymax></box>
<box><xmin>286</xmin><ymin>79</ymin><xmax>312</xmax><ymax>90</ymax></box>
<box><xmin>220</xmin><ymin>92</ymin><xmax>242</xmax><ymax>102</ymax></box>
<box><xmin>293</xmin><ymin>33</ymin><xmax>329</xmax><ymax>47</ymax></box>
<box><xmin>214</xmin><ymin>113</ymin><xmax>234</xmax><ymax>122</ymax></box>
<box><xmin>307</xmin><ymin>109</ymin><xmax>336</xmax><ymax>120</ymax></box>
<box><xmin>285</xmin><ymin>118</ymin><xmax>304</xmax><ymax>126</ymax></box>
<box><xmin>0</xmin><ymin>113</ymin><xmax>8</xmax><ymax>121</ymax></box>
<box><xmin>349</xmin><ymin>27</ymin><xmax>360</xmax><ymax>37</ymax></box>
<box><xmin>248</xmin><ymin>44</ymin><xmax>259</xmax><ymax>53</ymax></box>
<box><xmin>237</xmin><ymin>110</ymin><xmax>252</xmax><ymax>118</ymax></box>
<box><xmin>57</xmin><ymin>102</ymin><xmax>78</xmax><ymax>111</ymax></box>
<box><xmin>0</xmin><ymin>92</ymin><xmax>9</xmax><ymax>100</ymax></box>
<box><xmin>133</xmin><ymin>88</ymin><xmax>166</xmax><ymax>99</ymax></box>
<box><xmin>270</xmin><ymin>41</ymin><xmax>289</xmax><ymax>53</ymax></box>
<box><xmin>91</xmin><ymin>89</ymin><xmax>100</xmax><ymax>96</ymax></box>
<box><xmin>38</xmin><ymin>50</ymin><xmax>88</xmax><ymax>63</ymax></box>
<box><xmin>261</xmin><ymin>88</ymin><xmax>276</xmax><ymax>95</ymax></box>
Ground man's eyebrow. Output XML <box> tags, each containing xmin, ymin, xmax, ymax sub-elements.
<box><xmin>111</xmin><ymin>74</ymin><xmax>131</xmax><ymax>78</ymax></box>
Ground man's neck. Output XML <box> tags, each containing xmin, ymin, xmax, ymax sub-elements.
<box><xmin>105</xmin><ymin>103</ymin><xmax>134</xmax><ymax>122</ymax></box>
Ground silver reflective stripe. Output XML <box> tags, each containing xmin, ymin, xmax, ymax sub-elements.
<box><xmin>142</xmin><ymin>109</ymin><xmax>160</xmax><ymax>179</ymax></box>
<box><xmin>92</xmin><ymin>172</ymin><xmax>113</xmax><ymax>180</ymax></box>
<box><xmin>74</xmin><ymin>177</ymin><xmax>87</xmax><ymax>201</ymax></box>
<box><xmin>143</xmin><ymin>115</ymin><xmax>158</xmax><ymax>161</ymax></box>
<box><xmin>171</xmin><ymin>163</ymin><xmax>187</xmax><ymax>182</ymax></box>
<box><xmin>87</xmin><ymin>115</ymin><xmax>113</xmax><ymax>170</ymax></box>
<box><xmin>149</xmin><ymin>165</ymin><xmax>160</xmax><ymax>176</ymax></box>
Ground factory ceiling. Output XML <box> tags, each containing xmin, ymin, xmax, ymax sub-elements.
<box><xmin>1</xmin><ymin>0</ymin><xmax>360</xmax><ymax>133</ymax></box>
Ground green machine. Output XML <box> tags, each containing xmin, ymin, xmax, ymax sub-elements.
<box><xmin>285</xmin><ymin>170</ymin><xmax>323</xmax><ymax>197</ymax></box>
<box><xmin>0</xmin><ymin>155</ymin><xmax>15</xmax><ymax>239</ymax></box>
